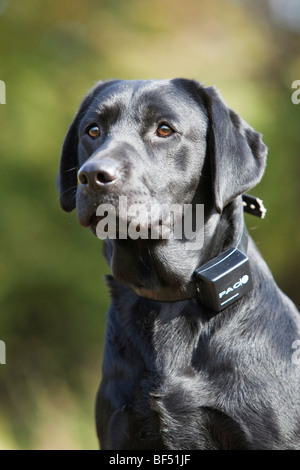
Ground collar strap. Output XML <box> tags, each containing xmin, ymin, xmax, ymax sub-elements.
<box><xmin>242</xmin><ymin>194</ymin><xmax>267</xmax><ymax>219</ymax></box>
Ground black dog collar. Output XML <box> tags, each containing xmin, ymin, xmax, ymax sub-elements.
<box><xmin>242</xmin><ymin>193</ymin><xmax>267</xmax><ymax>219</ymax></box>
<box><xmin>193</xmin><ymin>194</ymin><xmax>266</xmax><ymax>312</ymax></box>
<box><xmin>193</xmin><ymin>223</ymin><xmax>251</xmax><ymax>312</ymax></box>
<box><xmin>132</xmin><ymin>194</ymin><xmax>266</xmax><ymax>309</ymax></box>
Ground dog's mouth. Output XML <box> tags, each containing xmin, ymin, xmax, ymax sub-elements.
<box><xmin>79</xmin><ymin>206</ymin><xmax>199</xmax><ymax>301</ymax></box>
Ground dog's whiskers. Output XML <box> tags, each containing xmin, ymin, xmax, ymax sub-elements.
<box><xmin>65</xmin><ymin>166</ymin><xmax>78</xmax><ymax>173</ymax></box>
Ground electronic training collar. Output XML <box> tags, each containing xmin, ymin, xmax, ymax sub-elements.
<box><xmin>193</xmin><ymin>194</ymin><xmax>266</xmax><ymax>312</ymax></box>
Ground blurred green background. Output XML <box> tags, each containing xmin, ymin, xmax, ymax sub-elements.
<box><xmin>0</xmin><ymin>0</ymin><xmax>299</xmax><ymax>450</ymax></box>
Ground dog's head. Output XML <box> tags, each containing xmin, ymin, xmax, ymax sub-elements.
<box><xmin>58</xmin><ymin>79</ymin><xmax>267</xmax><ymax>299</ymax></box>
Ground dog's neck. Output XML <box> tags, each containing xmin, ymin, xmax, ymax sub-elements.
<box><xmin>105</xmin><ymin>197</ymin><xmax>246</xmax><ymax>303</ymax></box>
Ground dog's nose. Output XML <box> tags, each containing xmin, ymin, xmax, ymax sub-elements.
<box><xmin>78</xmin><ymin>159</ymin><xmax>120</xmax><ymax>189</ymax></box>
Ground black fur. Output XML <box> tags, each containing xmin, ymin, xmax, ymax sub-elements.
<box><xmin>59</xmin><ymin>79</ymin><xmax>300</xmax><ymax>450</ymax></box>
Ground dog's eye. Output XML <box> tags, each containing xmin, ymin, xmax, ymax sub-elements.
<box><xmin>87</xmin><ymin>125</ymin><xmax>101</xmax><ymax>139</ymax></box>
<box><xmin>156</xmin><ymin>124</ymin><xmax>173</xmax><ymax>138</ymax></box>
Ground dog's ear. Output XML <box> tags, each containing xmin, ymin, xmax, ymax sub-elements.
<box><xmin>58</xmin><ymin>80</ymin><xmax>115</xmax><ymax>212</ymax></box>
<box><xmin>58</xmin><ymin>93</ymin><xmax>94</xmax><ymax>212</ymax></box>
<box><xmin>202</xmin><ymin>86</ymin><xmax>267</xmax><ymax>213</ymax></box>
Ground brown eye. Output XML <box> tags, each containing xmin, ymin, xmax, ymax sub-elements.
<box><xmin>87</xmin><ymin>125</ymin><xmax>100</xmax><ymax>139</ymax></box>
<box><xmin>156</xmin><ymin>124</ymin><xmax>173</xmax><ymax>138</ymax></box>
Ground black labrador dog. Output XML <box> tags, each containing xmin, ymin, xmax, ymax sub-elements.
<box><xmin>58</xmin><ymin>79</ymin><xmax>300</xmax><ymax>450</ymax></box>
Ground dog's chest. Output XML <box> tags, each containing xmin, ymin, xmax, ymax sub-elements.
<box><xmin>101</xmin><ymin>300</ymin><xmax>210</xmax><ymax>448</ymax></box>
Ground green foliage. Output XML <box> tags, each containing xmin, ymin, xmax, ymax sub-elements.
<box><xmin>0</xmin><ymin>0</ymin><xmax>299</xmax><ymax>449</ymax></box>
